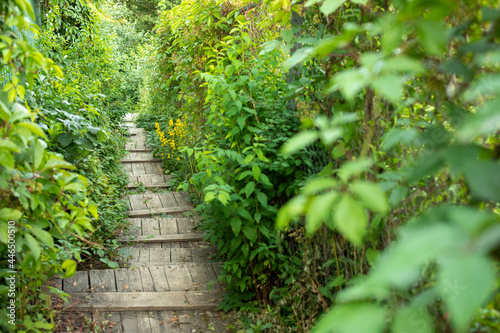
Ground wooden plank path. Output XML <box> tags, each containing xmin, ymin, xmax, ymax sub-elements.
<box><xmin>60</xmin><ymin>115</ymin><xmax>229</xmax><ymax>332</ymax></box>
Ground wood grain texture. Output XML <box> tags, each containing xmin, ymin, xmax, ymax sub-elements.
<box><xmin>63</xmin><ymin>291</ymin><xmax>223</xmax><ymax>311</ymax></box>
<box><xmin>127</xmin><ymin>206</ymin><xmax>192</xmax><ymax>218</ymax></box>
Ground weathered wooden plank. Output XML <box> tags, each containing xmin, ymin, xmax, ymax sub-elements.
<box><xmin>129</xmin><ymin>194</ymin><xmax>148</xmax><ymax>211</ymax></box>
<box><xmin>118</xmin><ymin>234</ymin><xmax>204</xmax><ymax>243</ymax></box>
<box><xmin>123</xmin><ymin>163</ymin><xmax>133</xmax><ymax>173</ymax></box>
<box><xmin>149</xmin><ymin>266</ymin><xmax>170</xmax><ymax>292</ymax></box>
<box><xmin>63</xmin><ymin>291</ymin><xmax>223</xmax><ymax>311</ymax></box>
<box><xmin>128</xmin><ymin>183</ymin><xmax>170</xmax><ymax>189</ymax></box>
<box><xmin>90</xmin><ymin>269</ymin><xmax>116</xmax><ymax>292</ymax></box>
<box><xmin>128</xmin><ymin>149</ymin><xmax>154</xmax><ymax>153</ymax></box>
<box><xmin>171</xmin><ymin>248</ymin><xmax>192</xmax><ymax>262</ymax></box>
<box><xmin>138</xmin><ymin>248</ymin><xmax>150</xmax><ymax>263</ymax></box>
<box><xmin>173</xmin><ymin>192</ymin><xmax>191</xmax><ymax>207</ymax></box>
<box><xmin>191</xmin><ymin>248</ymin><xmax>213</xmax><ymax>263</ymax></box>
<box><xmin>122</xmin><ymin>158</ymin><xmax>162</xmax><ymax>164</ymax></box>
<box><xmin>151</xmin><ymin>174</ymin><xmax>172</xmax><ymax>184</ymax></box>
<box><xmin>127</xmin><ymin>206</ymin><xmax>192</xmax><ymax>218</ymax></box>
<box><xmin>144</xmin><ymin>162</ymin><xmax>163</xmax><ymax>175</ymax></box>
<box><xmin>149</xmin><ymin>248</ymin><xmax>171</xmax><ymax>262</ymax></box>
<box><xmin>176</xmin><ymin>218</ymin><xmax>195</xmax><ymax>234</ymax></box>
<box><xmin>212</xmin><ymin>263</ymin><xmax>223</xmax><ymax>280</ymax></box>
<box><xmin>129</xmin><ymin>267</ymin><xmax>143</xmax><ymax>292</ymax></box>
<box><xmin>164</xmin><ymin>265</ymin><xmax>193</xmax><ymax>291</ymax></box>
<box><xmin>145</xmin><ymin>193</ymin><xmax>164</xmax><ymax>210</ymax></box>
<box><xmin>139</xmin><ymin>267</ymin><xmax>155</xmax><ymax>292</ymax></box>
<box><xmin>115</xmin><ymin>268</ymin><xmax>131</xmax><ymax>293</ymax></box>
<box><xmin>159</xmin><ymin>218</ymin><xmax>178</xmax><ymax>235</ymax></box>
<box><xmin>187</xmin><ymin>263</ymin><xmax>220</xmax><ymax>292</ymax></box>
<box><xmin>63</xmin><ymin>271</ymin><xmax>89</xmax><ymax>293</ymax></box>
<box><xmin>132</xmin><ymin>163</ymin><xmax>147</xmax><ymax>176</ymax></box>
<box><xmin>121</xmin><ymin>311</ymin><xmax>152</xmax><ymax>332</ymax></box>
<box><xmin>140</xmin><ymin>218</ymin><xmax>160</xmax><ymax>236</ymax></box>
<box><xmin>158</xmin><ymin>193</ymin><xmax>177</xmax><ymax>208</ymax></box>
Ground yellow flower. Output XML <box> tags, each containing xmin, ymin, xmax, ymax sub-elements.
<box><xmin>177</xmin><ymin>157</ymin><xmax>181</xmax><ymax>161</ymax></box>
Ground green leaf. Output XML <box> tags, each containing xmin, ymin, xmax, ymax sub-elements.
<box><xmin>17</xmin><ymin>122</ymin><xmax>46</xmax><ymax>139</ymax></box>
<box><xmin>0</xmin><ymin>208</ymin><xmax>23</xmax><ymax>221</ymax></box>
<box><xmin>217</xmin><ymin>192</ymin><xmax>230</xmax><ymax>205</ymax></box>
<box><xmin>392</xmin><ymin>306</ymin><xmax>433</xmax><ymax>333</ymax></box>
<box><xmin>283</xmin><ymin>47</ymin><xmax>314</xmax><ymax>70</ymax></box>
<box><xmin>282</xmin><ymin>131</ymin><xmax>318</xmax><ymax>155</ymax></box>
<box><xmin>88</xmin><ymin>204</ymin><xmax>98</xmax><ymax>220</ymax></box>
<box><xmin>236</xmin><ymin>207</ymin><xmax>253</xmax><ymax>221</ymax></box>
<box><xmin>320</xmin><ymin>0</ymin><xmax>347</xmax><ymax>16</ymax></box>
<box><xmin>0</xmin><ymin>149</ymin><xmax>14</xmax><ymax>170</ymax></box>
<box><xmin>62</xmin><ymin>259</ymin><xmax>77</xmax><ymax>278</ymax></box>
<box><xmin>417</xmin><ymin>20</ymin><xmax>447</xmax><ymax>57</ymax></box>
<box><xmin>25</xmin><ymin>233</ymin><xmax>41</xmax><ymax>260</ymax></box>
<box><xmin>456</xmin><ymin>99</ymin><xmax>500</xmax><ymax>142</ymax></box>
<box><xmin>241</xmin><ymin>243</ymin><xmax>249</xmax><ymax>258</ymax></box>
<box><xmin>464</xmin><ymin>160</ymin><xmax>500</xmax><ymax>202</ymax></box>
<box><xmin>381</xmin><ymin>128</ymin><xmax>419</xmax><ymax>151</ymax></box>
<box><xmin>276</xmin><ymin>195</ymin><xmax>307</xmax><ymax>229</ymax></box>
<box><xmin>349</xmin><ymin>181</ymin><xmax>389</xmax><ymax>213</ymax></box>
<box><xmin>333</xmin><ymin>195</ymin><xmax>368</xmax><ymax>245</ymax></box>
<box><xmin>306</xmin><ymin>191</ymin><xmax>339</xmax><ymax>235</ymax></box>
<box><xmin>328</xmin><ymin>68</ymin><xmax>367</xmax><ymax>100</ymax></box>
<box><xmin>439</xmin><ymin>255</ymin><xmax>496</xmax><ymax>331</ymax></box>
<box><xmin>230</xmin><ymin>219</ymin><xmax>242</xmax><ymax>236</ymax></box>
<box><xmin>303</xmin><ymin>177</ymin><xmax>337</xmax><ymax>195</ymax></box>
<box><xmin>252</xmin><ymin>164</ymin><xmax>261</xmax><ymax>181</ymax></box>
<box><xmin>237</xmin><ymin>116</ymin><xmax>246</xmax><ymax>130</ymax></box>
<box><xmin>57</xmin><ymin>133</ymin><xmax>73</xmax><ymax>147</ymax></box>
<box><xmin>33</xmin><ymin>139</ymin><xmax>44</xmax><ymax>169</ymax></box>
<box><xmin>338</xmin><ymin>158</ymin><xmax>373</xmax><ymax>183</ymax></box>
<box><xmin>242</xmin><ymin>226</ymin><xmax>258</xmax><ymax>242</ymax></box>
<box><xmin>371</xmin><ymin>75</ymin><xmax>403</xmax><ymax>103</ymax></box>
<box><xmin>0</xmin><ymin>138</ymin><xmax>20</xmax><ymax>152</ymax></box>
<box><xmin>33</xmin><ymin>321</ymin><xmax>53</xmax><ymax>329</ymax></box>
<box><xmin>244</xmin><ymin>181</ymin><xmax>255</xmax><ymax>198</ymax></box>
<box><xmin>313</xmin><ymin>303</ymin><xmax>386</xmax><ymax>333</ymax></box>
<box><xmin>30</xmin><ymin>228</ymin><xmax>54</xmax><ymax>248</ymax></box>
<box><xmin>256</xmin><ymin>191</ymin><xmax>268</xmax><ymax>208</ymax></box>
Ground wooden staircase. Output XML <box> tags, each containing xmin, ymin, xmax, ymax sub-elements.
<box><xmin>57</xmin><ymin>115</ymin><xmax>228</xmax><ymax>332</ymax></box>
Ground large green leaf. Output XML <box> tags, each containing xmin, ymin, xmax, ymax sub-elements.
<box><xmin>319</xmin><ymin>0</ymin><xmax>347</xmax><ymax>16</ymax></box>
<box><xmin>349</xmin><ymin>181</ymin><xmax>389</xmax><ymax>213</ymax></box>
<box><xmin>306</xmin><ymin>191</ymin><xmax>339</xmax><ymax>235</ymax></box>
<box><xmin>333</xmin><ymin>195</ymin><xmax>368</xmax><ymax>245</ymax></box>
<box><xmin>313</xmin><ymin>303</ymin><xmax>386</xmax><ymax>333</ymax></box>
<box><xmin>439</xmin><ymin>254</ymin><xmax>496</xmax><ymax>331</ymax></box>
<box><xmin>282</xmin><ymin>131</ymin><xmax>318</xmax><ymax>155</ymax></box>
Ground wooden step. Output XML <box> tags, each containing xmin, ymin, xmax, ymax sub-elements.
<box><xmin>121</xmin><ymin>158</ymin><xmax>162</xmax><ymax>163</ymax></box>
<box><xmin>127</xmin><ymin>149</ymin><xmax>154</xmax><ymax>153</ymax></box>
<box><xmin>127</xmin><ymin>206</ymin><xmax>192</xmax><ymax>218</ymax></box>
<box><xmin>62</xmin><ymin>291</ymin><xmax>223</xmax><ymax>312</ymax></box>
<box><xmin>127</xmin><ymin>183</ymin><xmax>170</xmax><ymax>189</ymax></box>
<box><xmin>118</xmin><ymin>233</ymin><xmax>204</xmax><ymax>243</ymax></box>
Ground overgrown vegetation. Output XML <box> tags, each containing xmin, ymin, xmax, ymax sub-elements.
<box><xmin>138</xmin><ymin>0</ymin><xmax>500</xmax><ymax>332</ymax></box>
<box><xmin>0</xmin><ymin>0</ymin><xmax>142</xmax><ymax>331</ymax></box>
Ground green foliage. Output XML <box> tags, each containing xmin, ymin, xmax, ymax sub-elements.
<box><xmin>272</xmin><ymin>0</ymin><xmax>500</xmax><ymax>331</ymax></box>
<box><xmin>139</xmin><ymin>0</ymin><xmax>500</xmax><ymax>331</ymax></box>
<box><xmin>0</xmin><ymin>0</ymin><xmax>95</xmax><ymax>330</ymax></box>
<box><xmin>1</xmin><ymin>0</ymin><xmax>135</xmax><ymax>330</ymax></box>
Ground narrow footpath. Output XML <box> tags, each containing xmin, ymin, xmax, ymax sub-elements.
<box><xmin>59</xmin><ymin>115</ymin><xmax>228</xmax><ymax>332</ymax></box>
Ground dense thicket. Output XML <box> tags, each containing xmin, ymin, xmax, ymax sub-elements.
<box><xmin>0</xmin><ymin>0</ymin><xmax>141</xmax><ymax>330</ymax></box>
<box><xmin>138</xmin><ymin>0</ymin><xmax>500</xmax><ymax>332</ymax></box>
